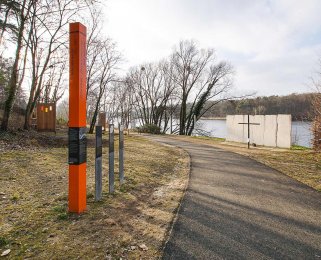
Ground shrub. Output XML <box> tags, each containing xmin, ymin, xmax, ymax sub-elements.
<box><xmin>312</xmin><ymin>93</ymin><xmax>321</xmax><ymax>151</ymax></box>
<box><xmin>137</xmin><ymin>124</ymin><xmax>161</xmax><ymax>134</ymax></box>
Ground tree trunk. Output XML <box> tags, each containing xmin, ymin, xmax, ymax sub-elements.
<box><xmin>0</xmin><ymin>1</ymin><xmax>27</xmax><ymax>130</ymax></box>
<box><xmin>187</xmin><ymin>115</ymin><xmax>195</xmax><ymax>136</ymax></box>
<box><xmin>24</xmin><ymin>101</ymin><xmax>35</xmax><ymax>130</ymax></box>
<box><xmin>179</xmin><ymin>95</ymin><xmax>187</xmax><ymax>135</ymax></box>
<box><xmin>89</xmin><ymin>95</ymin><xmax>102</xmax><ymax>134</ymax></box>
<box><xmin>89</xmin><ymin>108</ymin><xmax>98</xmax><ymax>134</ymax></box>
<box><xmin>24</xmin><ymin>105</ymin><xmax>31</xmax><ymax>130</ymax></box>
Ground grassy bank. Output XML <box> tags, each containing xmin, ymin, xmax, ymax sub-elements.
<box><xmin>0</xmin><ymin>131</ymin><xmax>190</xmax><ymax>259</ymax></box>
<box><xmin>170</xmin><ymin>135</ymin><xmax>321</xmax><ymax>192</ymax></box>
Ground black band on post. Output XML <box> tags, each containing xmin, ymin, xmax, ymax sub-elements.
<box><xmin>96</xmin><ymin>126</ymin><xmax>102</xmax><ymax>158</ymax></box>
<box><xmin>68</xmin><ymin>127</ymin><xmax>87</xmax><ymax>165</ymax></box>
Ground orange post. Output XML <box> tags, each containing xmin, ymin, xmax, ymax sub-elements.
<box><xmin>68</xmin><ymin>22</ymin><xmax>87</xmax><ymax>213</ymax></box>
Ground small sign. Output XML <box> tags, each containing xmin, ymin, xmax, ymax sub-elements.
<box><xmin>68</xmin><ymin>127</ymin><xmax>87</xmax><ymax>165</ymax></box>
<box><xmin>96</xmin><ymin>126</ymin><xmax>102</xmax><ymax>158</ymax></box>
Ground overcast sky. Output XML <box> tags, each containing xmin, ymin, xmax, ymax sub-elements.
<box><xmin>102</xmin><ymin>0</ymin><xmax>321</xmax><ymax>96</ymax></box>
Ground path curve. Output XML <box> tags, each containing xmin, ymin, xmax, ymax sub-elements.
<box><xmin>145</xmin><ymin>135</ymin><xmax>321</xmax><ymax>260</ymax></box>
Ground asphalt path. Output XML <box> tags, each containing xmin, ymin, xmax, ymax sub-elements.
<box><xmin>145</xmin><ymin>135</ymin><xmax>321</xmax><ymax>260</ymax></box>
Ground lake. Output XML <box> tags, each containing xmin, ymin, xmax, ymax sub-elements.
<box><xmin>197</xmin><ymin>119</ymin><xmax>313</xmax><ymax>148</ymax></box>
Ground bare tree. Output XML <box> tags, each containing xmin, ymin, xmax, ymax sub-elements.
<box><xmin>170</xmin><ymin>40</ymin><xmax>234</xmax><ymax>135</ymax></box>
<box><xmin>88</xmin><ymin>39</ymin><xmax>121</xmax><ymax>133</ymax></box>
<box><xmin>126</xmin><ymin>61</ymin><xmax>176</xmax><ymax>133</ymax></box>
<box><xmin>111</xmin><ymin>80</ymin><xmax>133</xmax><ymax>129</ymax></box>
<box><xmin>311</xmin><ymin>61</ymin><xmax>321</xmax><ymax>150</ymax></box>
<box><xmin>0</xmin><ymin>1</ymin><xmax>20</xmax><ymax>45</ymax></box>
<box><xmin>23</xmin><ymin>0</ymin><xmax>85</xmax><ymax>129</ymax></box>
<box><xmin>1</xmin><ymin>0</ymin><xmax>99</xmax><ymax>130</ymax></box>
<box><xmin>56</xmin><ymin>97</ymin><xmax>68</xmax><ymax>122</ymax></box>
<box><xmin>40</xmin><ymin>51</ymin><xmax>68</xmax><ymax>103</ymax></box>
<box><xmin>1</xmin><ymin>0</ymin><xmax>33</xmax><ymax>130</ymax></box>
<box><xmin>0</xmin><ymin>57</ymin><xmax>13</xmax><ymax>104</ymax></box>
<box><xmin>102</xmin><ymin>82</ymin><xmax>123</xmax><ymax>125</ymax></box>
<box><xmin>85</xmin><ymin>5</ymin><xmax>104</xmax><ymax>101</ymax></box>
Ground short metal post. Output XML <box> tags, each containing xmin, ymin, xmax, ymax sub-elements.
<box><xmin>248</xmin><ymin>114</ymin><xmax>250</xmax><ymax>149</ymax></box>
<box><xmin>119</xmin><ymin>124</ymin><xmax>124</xmax><ymax>185</ymax></box>
<box><xmin>109</xmin><ymin>124</ymin><xmax>114</xmax><ymax>193</ymax></box>
<box><xmin>170</xmin><ymin>99</ymin><xmax>173</xmax><ymax>134</ymax></box>
<box><xmin>95</xmin><ymin>126</ymin><xmax>103</xmax><ymax>201</ymax></box>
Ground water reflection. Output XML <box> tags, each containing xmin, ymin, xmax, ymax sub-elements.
<box><xmin>197</xmin><ymin>119</ymin><xmax>312</xmax><ymax>148</ymax></box>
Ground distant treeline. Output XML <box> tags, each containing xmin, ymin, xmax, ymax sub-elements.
<box><xmin>202</xmin><ymin>93</ymin><xmax>314</xmax><ymax>121</ymax></box>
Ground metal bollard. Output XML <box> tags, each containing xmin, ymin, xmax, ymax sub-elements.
<box><xmin>109</xmin><ymin>124</ymin><xmax>114</xmax><ymax>193</ymax></box>
<box><xmin>95</xmin><ymin>126</ymin><xmax>102</xmax><ymax>201</ymax></box>
<box><xmin>119</xmin><ymin>124</ymin><xmax>124</xmax><ymax>185</ymax></box>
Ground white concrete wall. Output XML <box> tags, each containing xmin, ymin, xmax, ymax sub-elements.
<box><xmin>227</xmin><ymin>115</ymin><xmax>246</xmax><ymax>143</ymax></box>
<box><xmin>226</xmin><ymin>114</ymin><xmax>291</xmax><ymax>148</ymax></box>
<box><xmin>250</xmin><ymin>115</ymin><xmax>265</xmax><ymax>146</ymax></box>
<box><xmin>263</xmin><ymin>115</ymin><xmax>277</xmax><ymax>147</ymax></box>
<box><xmin>276</xmin><ymin>114</ymin><xmax>292</xmax><ymax>148</ymax></box>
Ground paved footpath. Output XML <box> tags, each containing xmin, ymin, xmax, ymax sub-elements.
<box><xmin>145</xmin><ymin>135</ymin><xmax>321</xmax><ymax>260</ymax></box>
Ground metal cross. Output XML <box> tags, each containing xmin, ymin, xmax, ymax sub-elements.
<box><xmin>238</xmin><ymin>114</ymin><xmax>260</xmax><ymax>149</ymax></box>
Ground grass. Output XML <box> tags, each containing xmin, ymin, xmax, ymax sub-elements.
<box><xmin>0</xmin><ymin>132</ymin><xmax>190</xmax><ymax>259</ymax></box>
<box><xmin>291</xmin><ymin>144</ymin><xmax>311</xmax><ymax>150</ymax></box>
<box><xmin>11</xmin><ymin>192</ymin><xmax>20</xmax><ymax>201</ymax></box>
<box><xmin>249</xmin><ymin>150</ymin><xmax>321</xmax><ymax>191</ymax></box>
<box><xmin>4</xmin><ymin>130</ymin><xmax>318</xmax><ymax>258</ymax></box>
<box><xmin>192</xmin><ymin>136</ymin><xmax>226</xmax><ymax>142</ymax></box>
<box><xmin>0</xmin><ymin>238</ymin><xmax>8</xmax><ymax>247</ymax></box>
<box><xmin>52</xmin><ymin>204</ymin><xmax>68</xmax><ymax>219</ymax></box>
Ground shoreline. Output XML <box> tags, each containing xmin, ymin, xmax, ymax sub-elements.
<box><xmin>200</xmin><ymin>117</ymin><xmax>226</xmax><ymax>120</ymax></box>
<box><xmin>200</xmin><ymin>117</ymin><xmax>312</xmax><ymax>122</ymax></box>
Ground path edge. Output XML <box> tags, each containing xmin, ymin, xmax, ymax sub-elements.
<box><xmin>141</xmin><ymin>135</ymin><xmax>192</xmax><ymax>259</ymax></box>
<box><xmin>160</xmin><ymin>143</ymin><xmax>191</xmax><ymax>258</ymax></box>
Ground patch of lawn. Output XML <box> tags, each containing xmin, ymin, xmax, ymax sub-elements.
<box><xmin>192</xmin><ymin>136</ymin><xmax>225</xmax><ymax>142</ymax></box>
<box><xmin>291</xmin><ymin>144</ymin><xmax>311</xmax><ymax>150</ymax></box>
<box><xmin>0</xmin><ymin>237</ymin><xmax>9</xmax><ymax>247</ymax></box>
<box><xmin>0</xmin><ymin>132</ymin><xmax>189</xmax><ymax>259</ymax></box>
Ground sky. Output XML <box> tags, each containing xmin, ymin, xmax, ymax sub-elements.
<box><xmin>102</xmin><ymin>0</ymin><xmax>321</xmax><ymax>96</ymax></box>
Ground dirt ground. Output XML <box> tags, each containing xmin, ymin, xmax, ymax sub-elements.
<box><xmin>169</xmin><ymin>135</ymin><xmax>321</xmax><ymax>192</ymax></box>
<box><xmin>0</xmin><ymin>130</ymin><xmax>190</xmax><ymax>259</ymax></box>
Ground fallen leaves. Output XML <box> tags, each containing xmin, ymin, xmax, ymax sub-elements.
<box><xmin>139</xmin><ymin>244</ymin><xmax>149</xmax><ymax>251</ymax></box>
<box><xmin>1</xmin><ymin>249</ymin><xmax>11</xmax><ymax>257</ymax></box>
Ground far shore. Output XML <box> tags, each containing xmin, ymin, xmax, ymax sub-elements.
<box><xmin>200</xmin><ymin>116</ymin><xmax>312</xmax><ymax>122</ymax></box>
<box><xmin>200</xmin><ymin>117</ymin><xmax>226</xmax><ymax>120</ymax></box>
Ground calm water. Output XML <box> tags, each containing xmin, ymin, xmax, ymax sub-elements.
<box><xmin>197</xmin><ymin>119</ymin><xmax>312</xmax><ymax>148</ymax></box>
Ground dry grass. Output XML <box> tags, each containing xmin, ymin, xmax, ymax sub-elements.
<box><xmin>0</xmin><ymin>132</ymin><xmax>190</xmax><ymax>259</ymax></box>
<box><xmin>169</xmin><ymin>135</ymin><xmax>321</xmax><ymax>192</ymax></box>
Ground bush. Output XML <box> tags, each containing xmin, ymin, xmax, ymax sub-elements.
<box><xmin>137</xmin><ymin>124</ymin><xmax>161</xmax><ymax>134</ymax></box>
